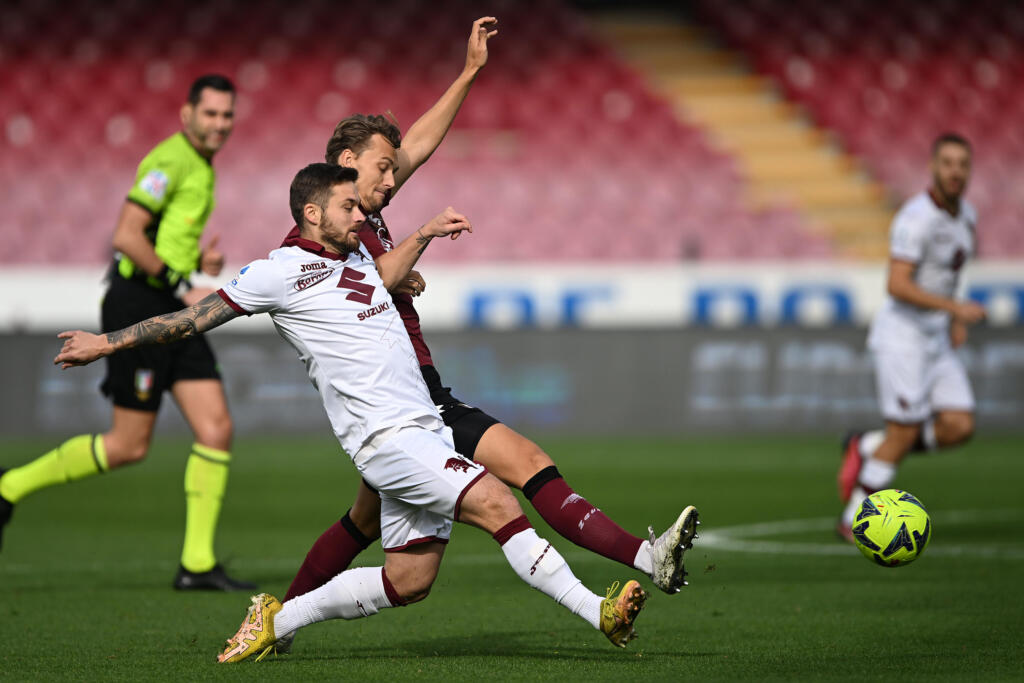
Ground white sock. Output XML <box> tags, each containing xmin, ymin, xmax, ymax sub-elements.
<box><xmin>859</xmin><ymin>458</ymin><xmax>896</xmax><ymax>492</ymax></box>
<box><xmin>842</xmin><ymin>486</ymin><xmax>867</xmax><ymax>526</ymax></box>
<box><xmin>858</xmin><ymin>430</ymin><xmax>885</xmax><ymax>459</ymax></box>
<box><xmin>273</xmin><ymin>566</ymin><xmax>394</xmax><ymax>639</ymax></box>
<box><xmin>633</xmin><ymin>540</ymin><xmax>654</xmax><ymax>576</ymax></box>
<box><xmin>921</xmin><ymin>419</ymin><xmax>937</xmax><ymax>451</ymax></box>
<box><xmin>499</xmin><ymin>528</ymin><xmax>603</xmax><ymax>629</ymax></box>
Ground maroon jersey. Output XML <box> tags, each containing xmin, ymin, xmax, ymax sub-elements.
<box><xmin>357</xmin><ymin>210</ymin><xmax>434</xmax><ymax>367</ymax></box>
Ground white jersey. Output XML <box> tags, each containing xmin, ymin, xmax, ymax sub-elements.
<box><xmin>868</xmin><ymin>191</ymin><xmax>977</xmax><ymax>351</ymax></box>
<box><xmin>218</xmin><ymin>234</ymin><xmax>442</xmax><ymax>456</ymax></box>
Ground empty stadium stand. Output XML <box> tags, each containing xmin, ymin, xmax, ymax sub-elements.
<box><xmin>0</xmin><ymin>0</ymin><xmax>832</xmax><ymax>264</ymax></box>
<box><xmin>696</xmin><ymin>0</ymin><xmax>1024</xmax><ymax>258</ymax></box>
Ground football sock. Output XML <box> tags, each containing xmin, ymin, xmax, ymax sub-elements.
<box><xmin>181</xmin><ymin>443</ymin><xmax>230</xmax><ymax>573</ymax></box>
<box><xmin>523</xmin><ymin>467</ymin><xmax>644</xmax><ymax>570</ymax></box>
<box><xmin>633</xmin><ymin>541</ymin><xmax>655</xmax><ymax>576</ymax></box>
<box><xmin>843</xmin><ymin>458</ymin><xmax>898</xmax><ymax>525</ymax></box>
<box><xmin>911</xmin><ymin>419</ymin><xmax>937</xmax><ymax>452</ymax></box>
<box><xmin>493</xmin><ymin>515</ymin><xmax>603</xmax><ymax>630</ymax></box>
<box><xmin>857</xmin><ymin>430</ymin><xmax>885</xmax><ymax>459</ymax></box>
<box><xmin>0</xmin><ymin>434</ymin><xmax>107</xmax><ymax>504</ymax></box>
<box><xmin>284</xmin><ymin>511</ymin><xmax>377</xmax><ymax>601</ymax></box>
<box><xmin>274</xmin><ymin>567</ymin><xmax>399</xmax><ymax>639</ymax></box>
<box><xmin>842</xmin><ymin>487</ymin><xmax>866</xmax><ymax>526</ymax></box>
<box><xmin>859</xmin><ymin>457</ymin><xmax>896</xmax><ymax>492</ymax></box>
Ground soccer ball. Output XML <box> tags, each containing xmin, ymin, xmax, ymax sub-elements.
<box><xmin>851</xmin><ymin>489</ymin><xmax>931</xmax><ymax>567</ymax></box>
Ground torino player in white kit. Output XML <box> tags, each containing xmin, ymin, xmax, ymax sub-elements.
<box><xmin>55</xmin><ymin>164</ymin><xmax>650</xmax><ymax>661</ymax></box>
<box><xmin>837</xmin><ymin>134</ymin><xmax>986</xmax><ymax>539</ymax></box>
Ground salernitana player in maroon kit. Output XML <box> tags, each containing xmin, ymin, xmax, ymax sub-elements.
<box><xmin>274</xmin><ymin>17</ymin><xmax>699</xmax><ymax>653</ymax></box>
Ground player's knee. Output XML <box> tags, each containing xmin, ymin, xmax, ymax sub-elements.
<box><xmin>194</xmin><ymin>412</ymin><xmax>233</xmax><ymax>451</ymax></box>
<box><xmin>942</xmin><ymin>413</ymin><xmax>975</xmax><ymax>445</ymax></box>
<box><xmin>521</xmin><ymin>442</ymin><xmax>555</xmax><ymax>479</ymax></box>
<box><xmin>886</xmin><ymin>423</ymin><xmax>921</xmax><ymax>451</ymax></box>
<box><xmin>470</xmin><ymin>478</ymin><xmax>524</xmax><ymax>528</ymax></box>
<box><xmin>105</xmin><ymin>437</ymin><xmax>149</xmax><ymax>466</ymax></box>
<box><xmin>386</xmin><ymin>566</ymin><xmax>435</xmax><ymax>605</ymax></box>
<box><xmin>398</xmin><ymin>581</ymin><xmax>432</xmax><ymax>605</ymax></box>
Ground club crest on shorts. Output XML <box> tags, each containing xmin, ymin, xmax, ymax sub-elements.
<box><xmin>443</xmin><ymin>457</ymin><xmax>474</xmax><ymax>473</ymax></box>
<box><xmin>135</xmin><ymin>368</ymin><xmax>154</xmax><ymax>402</ymax></box>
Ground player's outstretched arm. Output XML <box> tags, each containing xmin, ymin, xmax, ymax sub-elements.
<box><xmin>392</xmin><ymin>16</ymin><xmax>498</xmax><ymax>194</ymax></box>
<box><xmin>375</xmin><ymin>207</ymin><xmax>472</xmax><ymax>292</ymax></box>
<box><xmin>54</xmin><ymin>292</ymin><xmax>240</xmax><ymax>369</ymax></box>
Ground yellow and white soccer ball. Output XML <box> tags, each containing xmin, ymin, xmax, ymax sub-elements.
<box><xmin>851</xmin><ymin>489</ymin><xmax>931</xmax><ymax>567</ymax></box>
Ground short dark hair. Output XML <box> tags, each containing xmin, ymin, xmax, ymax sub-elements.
<box><xmin>931</xmin><ymin>132</ymin><xmax>971</xmax><ymax>157</ymax></box>
<box><xmin>289</xmin><ymin>163</ymin><xmax>359</xmax><ymax>227</ymax></box>
<box><xmin>325</xmin><ymin>114</ymin><xmax>402</xmax><ymax>164</ymax></box>
<box><xmin>187</xmin><ymin>74</ymin><xmax>236</xmax><ymax>105</ymax></box>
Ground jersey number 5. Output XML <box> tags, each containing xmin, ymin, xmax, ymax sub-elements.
<box><xmin>336</xmin><ymin>267</ymin><xmax>375</xmax><ymax>304</ymax></box>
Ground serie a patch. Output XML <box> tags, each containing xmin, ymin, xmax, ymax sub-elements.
<box><xmin>139</xmin><ymin>169</ymin><xmax>169</xmax><ymax>201</ymax></box>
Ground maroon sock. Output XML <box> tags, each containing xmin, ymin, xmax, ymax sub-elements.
<box><xmin>524</xmin><ymin>467</ymin><xmax>644</xmax><ymax>569</ymax></box>
<box><xmin>283</xmin><ymin>511</ymin><xmax>377</xmax><ymax>602</ymax></box>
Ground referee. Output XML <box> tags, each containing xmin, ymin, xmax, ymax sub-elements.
<box><xmin>0</xmin><ymin>75</ymin><xmax>254</xmax><ymax>591</ymax></box>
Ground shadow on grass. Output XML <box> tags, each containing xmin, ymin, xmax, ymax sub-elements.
<box><xmin>262</xmin><ymin>630</ymin><xmax>717</xmax><ymax>663</ymax></box>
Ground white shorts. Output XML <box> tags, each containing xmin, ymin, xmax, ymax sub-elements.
<box><xmin>872</xmin><ymin>345</ymin><xmax>975</xmax><ymax>423</ymax></box>
<box><xmin>353</xmin><ymin>422</ymin><xmax>487</xmax><ymax>552</ymax></box>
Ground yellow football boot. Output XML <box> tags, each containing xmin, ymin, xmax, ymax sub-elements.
<box><xmin>217</xmin><ymin>593</ymin><xmax>282</xmax><ymax>663</ymax></box>
<box><xmin>599</xmin><ymin>580</ymin><xmax>648</xmax><ymax>648</ymax></box>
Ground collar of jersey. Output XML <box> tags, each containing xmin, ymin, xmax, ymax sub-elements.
<box><xmin>280</xmin><ymin>226</ymin><xmax>351</xmax><ymax>261</ymax></box>
<box><xmin>927</xmin><ymin>186</ymin><xmax>961</xmax><ymax>218</ymax></box>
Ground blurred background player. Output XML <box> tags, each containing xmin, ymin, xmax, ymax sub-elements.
<box><xmin>837</xmin><ymin>133</ymin><xmax>986</xmax><ymax>539</ymax></box>
<box><xmin>281</xmin><ymin>17</ymin><xmax>697</xmax><ymax>621</ymax></box>
<box><xmin>0</xmin><ymin>75</ymin><xmax>255</xmax><ymax>590</ymax></box>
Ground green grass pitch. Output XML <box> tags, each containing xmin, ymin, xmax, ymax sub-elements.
<box><xmin>2</xmin><ymin>434</ymin><xmax>1022</xmax><ymax>681</ymax></box>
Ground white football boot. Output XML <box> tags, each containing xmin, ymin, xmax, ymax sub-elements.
<box><xmin>648</xmin><ymin>505</ymin><xmax>700</xmax><ymax>594</ymax></box>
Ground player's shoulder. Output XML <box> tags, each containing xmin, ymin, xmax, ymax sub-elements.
<box><xmin>896</xmin><ymin>192</ymin><xmax>935</xmax><ymax>219</ymax></box>
<box><xmin>892</xmin><ymin>192</ymin><xmax>939</xmax><ymax>231</ymax></box>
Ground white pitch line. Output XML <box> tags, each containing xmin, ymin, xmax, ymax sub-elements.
<box><xmin>700</xmin><ymin>509</ymin><xmax>1024</xmax><ymax>560</ymax></box>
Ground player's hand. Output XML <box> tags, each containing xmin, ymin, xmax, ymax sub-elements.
<box><xmin>54</xmin><ymin>331</ymin><xmax>111</xmax><ymax>369</ymax></box>
<box><xmin>464</xmin><ymin>17</ymin><xmax>498</xmax><ymax>73</ymax></box>
<box><xmin>423</xmin><ymin>207</ymin><xmax>472</xmax><ymax>241</ymax></box>
<box><xmin>199</xmin><ymin>234</ymin><xmax>225</xmax><ymax>276</ymax></box>
<box><xmin>182</xmin><ymin>286</ymin><xmax>216</xmax><ymax>307</ymax></box>
<box><xmin>393</xmin><ymin>270</ymin><xmax>427</xmax><ymax>297</ymax></box>
<box><xmin>950</xmin><ymin>321</ymin><xmax>968</xmax><ymax>348</ymax></box>
<box><xmin>952</xmin><ymin>300</ymin><xmax>986</xmax><ymax>325</ymax></box>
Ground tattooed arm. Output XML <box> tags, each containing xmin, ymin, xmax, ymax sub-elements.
<box><xmin>374</xmin><ymin>206</ymin><xmax>472</xmax><ymax>293</ymax></box>
<box><xmin>54</xmin><ymin>292</ymin><xmax>240</xmax><ymax>369</ymax></box>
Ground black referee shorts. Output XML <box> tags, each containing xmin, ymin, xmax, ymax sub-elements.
<box><xmin>100</xmin><ymin>275</ymin><xmax>221</xmax><ymax>412</ymax></box>
<box><xmin>421</xmin><ymin>364</ymin><xmax>499</xmax><ymax>460</ymax></box>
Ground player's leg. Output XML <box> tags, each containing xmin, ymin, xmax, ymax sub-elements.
<box><xmin>219</xmin><ymin>542</ymin><xmax>440</xmax><ymax>664</ymax></box>
<box><xmin>0</xmin><ymin>363</ymin><xmax>160</xmax><ymax>550</ymax></box>
<box><xmin>377</xmin><ymin>424</ymin><xmax>646</xmax><ymax>646</ymax></box>
<box><xmin>283</xmin><ymin>480</ymin><xmax>382</xmax><ymax>602</ymax></box>
<box><xmin>839</xmin><ymin>420</ymin><xmax>919</xmax><ymax>537</ymax></box>
<box><xmin>838</xmin><ymin>347</ymin><xmax>931</xmax><ymax>538</ymax></box>
<box><xmin>842</xmin><ymin>343</ymin><xmax>974</xmax><ymax>470</ymax></box>
<box><xmin>458</xmin><ymin>470</ymin><xmax>647</xmax><ymax>647</ymax></box>
<box><xmin>464</xmin><ymin>418</ymin><xmax>696</xmax><ymax>593</ymax></box>
<box><xmin>171</xmin><ymin>376</ymin><xmax>253</xmax><ymax>590</ymax></box>
<box><xmin>933</xmin><ymin>410</ymin><xmax>974</xmax><ymax>446</ymax></box>
<box><xmin>928</xmin><ymin>348</ymin><xmax>976</xmax><ymax>448</ymax></box>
